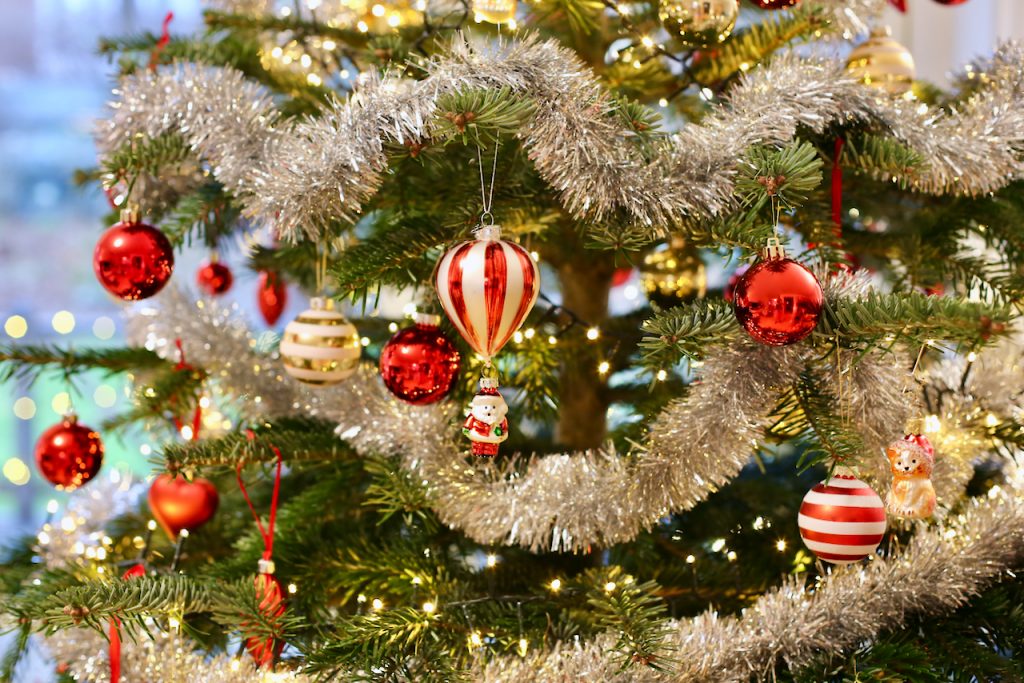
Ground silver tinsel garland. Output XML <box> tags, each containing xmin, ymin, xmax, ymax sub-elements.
<box><xmin>477</xmin><ymin>466</ymin><xmax>1024</xmax><ymax>682</ymax></box>
<box><xmin>127</xmin><ymin>275</ymin><xmax>920</xmax><ymax>553</ymax></box>
<box><xmin>98</xmin><ymin>34</ymin><xmax>1024</xmax><ymax>241</ymax></box>
<box><xmin>36</xmin><ymin>460</ymin><xmax>1024</xmax><ymax>681</ymax></box>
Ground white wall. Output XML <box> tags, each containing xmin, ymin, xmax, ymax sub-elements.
<box><xmin>885</xmin><ymin>0</ymin><xmax>1024</xmax><ymax>84</ymax></box>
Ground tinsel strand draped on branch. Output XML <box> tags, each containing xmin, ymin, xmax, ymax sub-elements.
<box><xmin>129</xmin><ymin>275</ymin><xmax>932</xmax><ymax>553</ymax></box>
<box><xmin>99</xmin><ymin>33</ymin><xmax>1024</xmax><ymax>241</ymax></box>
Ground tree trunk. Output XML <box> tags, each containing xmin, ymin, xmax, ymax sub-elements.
<box><xmin>553</xmin><ymin>248</ymin><xmax>616</xmax><ymax>450</ymax></box>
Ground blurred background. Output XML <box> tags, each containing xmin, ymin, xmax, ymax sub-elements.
<box><xmin>0</xmin><ymin>0</ymin><xmax>1021</xmax><ymax>627</ymax></box>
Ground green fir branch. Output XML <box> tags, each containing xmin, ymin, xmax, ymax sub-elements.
<box><xmin>101</xmin><ymin>133</ymin><xmax>193</xmax><ymax>185</ymax></box>
<box><xmin>41</xmin><ymin>576</ymin><xmax>211</xmax><ymax>634</ymax></box>
<box><xmin>304</xmin><ymin>608</ymin><xmax>461</xmax><ymax>681</ymax></box>
<box><xmin>817</xmin><ymin>291</ymin><xmax>1012</xmax><ymax>348</ymax></box>
<box><xmin>159</xmin><ymin>417</ymin><xmax>355</xmax><ymax>470</ymax></box>
<box><xmin>639</xmin><ymin>299</ymin><xmax>740</xmax><ymax>368</ymax></box>
<box><xmin>586</xmin><ymin>566</ymin><xmax>672</xmax><ymax>671</ymax></box>
<box><xmin>837</xmin><ymin>132</ymin><xmax>925</xmax><ymax>188</ymax></box>
<box><xmin>362</xmin><ymin>457</ymin><xmax>439</xmax><ymax>531</ymax></box>
<box><xmin>687</xmin><ymin>5</ymin><xmax>831</xmax><ymax>85</ymax></box>
<box><xmin>157</xmin><ymin>182</ymin><xmax>241</xmax><ymax>249</ymax></box>
<box><xmin>208</xmin><ymin>576</ymin><xmax>305</xmax><ymax>645</ymax></box>
<box><xmin>790</xmin><ymin>368</ymin><xmax>866</xmax><ymax>469</ymax></box>
<box><xmin>735</xmin><ymin>141</ymin><xmax>824</xmax><ymax>216</ymax></box>
<box><xmin>432</xmin><ymin>88</ymin><xmax>537</xmax><ymax>146</ymax></box>
<box><xmin>0</xmin><ymin>345</ymin><xmax>171</xmax><ymax>387</ymax></box>
<box><xmin>330</xmin><ymin>212</ymin><xmax>452</xmax><ymax>300</ymax></box>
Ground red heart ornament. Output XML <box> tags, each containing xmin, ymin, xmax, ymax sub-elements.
<box><xmin>148</xmin><ymin>473</ymin><xmax>219</xmax><ymax>539</ymax></box>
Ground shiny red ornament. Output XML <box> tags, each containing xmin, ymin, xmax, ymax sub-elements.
<box><xmin>196</xmin><ymin>260</ymin><xmax>233</xmax><ymax>296</ymax></box>
<box><xmin>246</xmin><ymin>572</ymin><xmax>286</xmax><ymax>668</ymax></box>
<box><xmin>34</xmin><ymin>416</ymin><xmax>104</xmax><ymax>490</ymax></box>
<box><xmin>380</xmin><ymin>314</ymin><xmax>461</xmax><ymax>405</ymax></box>
<box><xmin>148</xmin><ymin>473</ymin><xmax>219</xmax><ymax>539</ymax></box>
<box><xmin>748</xmin><ymin>0</ymin><xmax>798</xmax><ymax>8</ymax></box>
<box><xmin>733</xmin><ymin>247</ymin><xmax>823</xmax><ymax>346</ymax></box>
<box><xmin>257</xmin><ymin>271</ymin><xmax>288</xmax><ymax>326</ymax></box>
<box><xmin>93</xmin><ymin>212</ymin><xmax>174</xmax><ymax>300</ymax></box>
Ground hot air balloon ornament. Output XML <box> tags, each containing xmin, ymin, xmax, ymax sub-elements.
<box><xmin>434</xmin><ymin>223</ymin><xmax>540</xmax><ymax>456</ymax></box>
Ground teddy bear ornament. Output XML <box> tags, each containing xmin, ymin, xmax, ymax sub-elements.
<box><xmin>885</xmin><ymin>433</ymin><xmax>937</xmax><ymax>520</ymax></box>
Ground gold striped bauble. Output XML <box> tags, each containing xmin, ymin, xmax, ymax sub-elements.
<box><xmin>845</xmin><ymin>26</ymin><xmax>916</xmax><ymax>96</ymax></box>
<box><xmin>280</xmin><ymin>297</ymin><xmax>361</xmax><ymax>386</ymax></box>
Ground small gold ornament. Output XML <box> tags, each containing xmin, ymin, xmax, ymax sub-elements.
<box><xmin>280</xmin><ymin>297</ymin><xmax>361</xmax><ymax>386</ymax></box>
<box><xmin>659</xmin><ymin>0</ymin><xmax>739</xmax><ymax>48</ymax></box>
<box><xmin>473</xmin><ymin>0</ymin><xmax>516</xmax><ymax>24</ymax></box>
<box><xmin>845</xmin><ymin>26</ymin><xmax>916</xmax><ymax>96</ymax></box>
<box><xmin>640</xmin><ymin>235</ymin><xmax>707</xmax><ymax>308</ymax></box>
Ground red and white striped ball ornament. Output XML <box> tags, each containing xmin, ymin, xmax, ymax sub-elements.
<box><xmin>434</xmin><ymin>225</ymin><xmax>540</xmax><ymax>363</ymax></box>
<box><xmin>798</xmin><ymin>467</ymin><xmax>887</xmax><ymax>565</ymax></box>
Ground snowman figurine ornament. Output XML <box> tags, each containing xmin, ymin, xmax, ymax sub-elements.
<box><xmin>462</xmin><ymin>378</ymin><xmax>509</xmax><ymax>457</ymax></box>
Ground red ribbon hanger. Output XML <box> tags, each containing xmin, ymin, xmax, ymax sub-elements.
<box><xmin>171</xmin><ymin>338</ymin><xmax>203</xmax><ymax>441</ymax></box>
<box><xmin>148</xmin><ymin>12</ymin><xmax>175</xmax><ymax>71</ymax></box>
<box><xmin>237</xmin><ymin>431</ymin><xmax>283</xmax><ymax>564</ymax></box>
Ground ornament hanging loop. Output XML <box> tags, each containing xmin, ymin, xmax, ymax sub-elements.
<box><xmin>476</xmin><ymin>140</ymin><xmax>500</xmax><ymax>228</ymax></box>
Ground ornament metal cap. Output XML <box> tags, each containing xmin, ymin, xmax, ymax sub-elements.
<box><xmin>119</xmin><ymin>207</ymin><xmax>141</xmax><ymax>225</ymax></box>
<box><xmin>475</xmin><ymin>225</ymin><xmax>502</xmax><ymax>241</ymax></box>
<box><xmin>761</xmin><ymin>237</ymin><xmax>787</xmax><ymax>260</ymax></box>
<box><xmin>258</xmin><ymin>558</ymin><xmax>276</xmax><ymax>575</ymax></box>
<box><xmin>309</xmin><ymin>296</ymin><xmax>335</xmax><ymax>311</ymax></box>
<box><xmin>414</xmin><ymin>312</ymin><xmax>442</xmax><ymax>327</ymax></box>
<box><xmin>831</xmin><ymin>465</ymin><xmax>856</xmax><ymax>479</ymax></box>
<box><xmin>478</xmin><ymin>377</ymin><xmax>501</xmax><ymax>394</ymax></box>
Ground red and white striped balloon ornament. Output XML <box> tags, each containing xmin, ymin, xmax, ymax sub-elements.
<box><xmin>435</xmin><ymin>224</ymin><xmax>540</xmax><ymax>456</ymax></box>
<box><xmin>797</xmin><ymin>467</ymin><xmax>887</xmax><ymax>565</ymax></box>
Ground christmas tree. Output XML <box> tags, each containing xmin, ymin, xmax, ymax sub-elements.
<box><xmin>3</xmin><ymin>0</ymin><xmax>1024</xmax><ymax>680</ymax></box>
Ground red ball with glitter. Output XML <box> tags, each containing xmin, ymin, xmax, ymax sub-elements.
<box><xmin>257</xmin><ymin>271</ymin><xmax>288</xmax><ymax>326</ymax></box>
<box><xmin>34</xmin><ymin>416</ymin><xmax>104</xmax><ymax>490</ymax></box>
<box><xmin>732</xmin><ymin>242</ymin><xmax>823</xmax><ymax>346</ymax></box>
<box><xmin>380</xmin><ymin>314</ymin><xmax>461</xmax><ymax>405</ymax></box>
<box><xmin>197</xmin><ymin>260</ymin><xmax>233</xmax><ymax>296</ymax></box>
<box><xmin>93</xmin><ymin>211</ymin><xmax>174</xmax><ymax>301</ymax></box>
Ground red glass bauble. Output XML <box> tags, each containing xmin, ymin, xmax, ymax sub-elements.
<box><xmin>380</xmin><ymin>315</ymin><xmax>461</xmax><ymax>405</ymax></box>
<box><xmin>34</xmin><ymin>417</ymin><xmax>104</xmax><ymax>490</ymax></box>
<box><xmin>93</xmin><ymin>220</ymin><xmax>174</xmax><ymax>300</ymax></box>
<box><xmin>748</xmin><ymin>0</ymin><xmax>798</xmax><ymax>8</ymax></box>
<box><xmin>246</xmin><ymin>573</ymin><xmax>286</xmax><ymax>668</ymax></box>
<box><xmin>257</xmin><ymin>271</ymin><xmax>288</xmax><ymax>326</ymax></box>
<box><xmin>733</xmin><ymin>257</ymin><xmax>823</xmax><ymax>345</ymax></box>
<box><xmin>148</xmin><ymin>473</ymin><xmax>219</xmax><ymax>539</ymax></box>
<box><xmin>196</xmin><ymin>261</ymin><xmax>233</xmax><ymax>296</ymax></box>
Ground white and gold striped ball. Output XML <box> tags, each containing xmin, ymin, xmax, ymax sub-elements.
<box><xmin>798</xmin><ymin>468</ymin><xmax>886</xmax><ymax>565</ymax></box>
<box><xmin>280</xmin><ymin>297</ymin><xmax>361</xmax><ymax>386</ymax></box>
